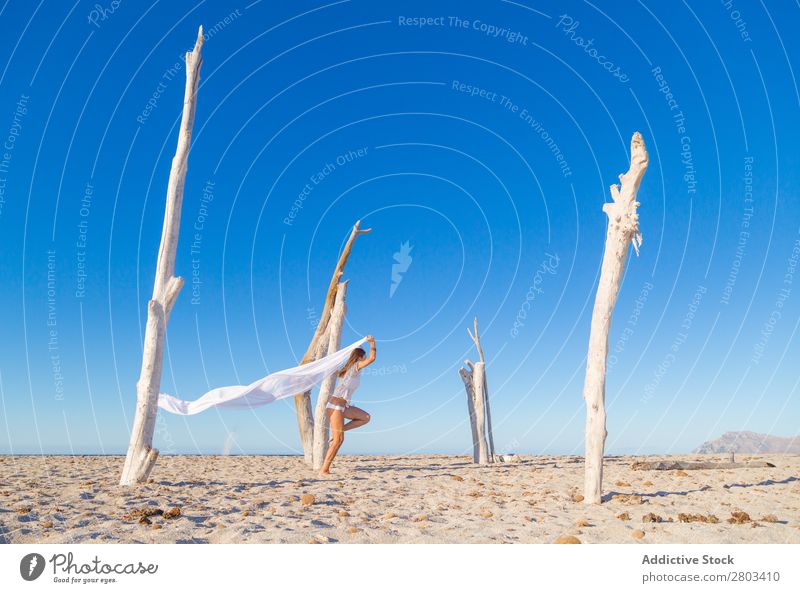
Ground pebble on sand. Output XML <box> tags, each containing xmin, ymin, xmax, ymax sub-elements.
<box><xmin>301</xmin><ymin>494</ymin><xmax>315</xmax><ymax>506</ymax></box>
<box><xmin>554</xmin><ymin>535</ymin><xmax>581</xmax><ymax>544</ymax></box>
<box><xmin>576</xmin><ymin>518</ymin><xmax>589</xmax><ymax>527</ymax></box>
<box><xmin>572</xmin><ymin>494</ymin><xmax>584</xmax><ymax>503</ymax></box>
<box><xmin>451</xmin><ymin>475</ymin><xmax>464</xmax><ymax>482</ymax></box>
<box><xmin>642</xmin><ymin>513</ymin><xmax>664</xmax><ymax>523</ymax></box>
<box><xmin>631</xmin><ymin>530</ymin><xmax>645</xmax><ymax>540</ymax></box>
<box><xmin>480</xmin><ymin>510</ymin><xmax>494</xmax><ymax>519</ymax></box>
<box><xmin>617</xmin><ymin>512</ymin><xmax>631</xmax><ymax>521</ymax></box>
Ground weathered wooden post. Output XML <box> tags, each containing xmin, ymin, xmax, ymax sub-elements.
<box><xmin>120</xmin><ymin>27</ymin><xmax>204</xmax><ymax>485</ymax></box>
<box><xmin>294</xmin><ymin>221</ymin><xmax>370</xmax><ymax>464</ymax></box>
<box><xmin>459</xmin><ymin>367</ymin><xmax>480</xmax><ymax>462</ymax></box>
<box><xmin>311</xmin><ymin>281</ymin><xmax>348</xmax><ymax>469</ymax></box>
<box><xmin>582</xmin><ymin>132</ymin><xmax>648</xmax><ymax>503</ymax></box>
<box><xmin>459</xmin><ymin>317</ymin><xmax>493</xmax><ymax>464</ymax></box>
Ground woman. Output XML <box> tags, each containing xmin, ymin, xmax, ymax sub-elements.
<box><xmin>319</xmin><ymin>335</ymin><xmax>376</xmax><ymax>475</ymax></box>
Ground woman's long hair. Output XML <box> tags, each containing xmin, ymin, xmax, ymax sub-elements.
<box><xmin>338</xmin><ymin>348</ymin><xmax>365</xmax><ymax>377</ymax></box>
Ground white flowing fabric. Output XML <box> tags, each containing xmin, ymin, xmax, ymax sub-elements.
<box><xmin>157</xmin><ymin>337</ymin><xmax>368</xmax><ymax>416</ymax></box>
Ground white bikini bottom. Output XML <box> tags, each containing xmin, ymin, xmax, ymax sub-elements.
<box><xmin>326</xmin><ymin>401</ymin><xmax>347</xmax><ymax>412</ymax></box>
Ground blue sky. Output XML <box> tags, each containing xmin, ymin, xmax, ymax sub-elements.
<box><xmin>0</xmin><ymin>0</ymin><xmax>798</xmax><ymax>456</ymax></box>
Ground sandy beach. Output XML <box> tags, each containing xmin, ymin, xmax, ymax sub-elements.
<box><xmin>1</xmin><ymin>454</ymin><xmax>798</xmax><ymax>544</ymax></box>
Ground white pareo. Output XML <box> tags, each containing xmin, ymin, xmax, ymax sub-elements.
<box><xmin>157</xmin><ymin>337</ymin><xmax>368</xmax><ymax>416</ymax></box>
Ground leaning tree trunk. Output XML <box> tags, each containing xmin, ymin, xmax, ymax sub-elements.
<box><xmin>312</xmin><ymin>281</ymin><xmax>348</xmax><ymax>469</ymax></box>
<box><xmin>582</xmin><ymin>132</ymin><xmax>648</xmax><ymax>503</ymax></box>
<box><xmin>459</xmin><ymin>367</ymin><xmax>480</xmax><ymax>463</ymax></box>
<box><xmin>119</xmin><ymin>27</ymin><xmax>205</xmax><ymax>486</ymax></box>
<box><xmin>294</xmin><ymin>221</ymin><xmax>370</xmax><ymax>463</ymax></box>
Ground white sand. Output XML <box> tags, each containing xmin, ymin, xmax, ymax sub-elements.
<box><xmin>1</xmin><ymin>454</ymin><xmax>798</xmax><ymax>544</ymax></box>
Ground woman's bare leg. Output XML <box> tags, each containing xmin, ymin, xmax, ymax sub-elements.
<box><xmin>319</xmin><ymin>408</ymin><xmax>344</xmax><ymax>475</ymax></box>
<box><xmin>343</xmin><ymin>405</ymin><xmax>371</xmax><ymax>431</ymax></box>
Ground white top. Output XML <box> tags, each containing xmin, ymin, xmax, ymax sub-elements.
<box><xmin>332</xmin><ymin>363</ymin><xmax>361</xmax><ymax>404</ymax></box>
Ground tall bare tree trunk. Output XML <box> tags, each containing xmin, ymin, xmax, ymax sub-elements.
<box><xmin>583</xmin><ymin>132</ymin><xmax>648</xmax><ymax>503</ymax></box>
<box><xmin>119</xmin><ymin>27</ymin><xmax>205</xmax><ymax>486</ymax></box>
<box><xmin>312</xmin><ymin>281</ymin><xmax>348</xmax><ymax>469</ymax></box>
<box><xmin>460</xmin><ymin>317</ymin><xmax>493</xmax><ymax>464</ymax></box>
<box><xmin>294</xmin><ymin>221</ymin><xmax>370</xmax><ymax>463</ymax></box>
<box><xmin>459</xmin><ymin>367</ymin><xmax>480</xmax><ymax>463</ymax></box>
<box><xmin>471</xmin><ymin>361</ymin><xmax>489</xmax><ymax>464</ymax></box>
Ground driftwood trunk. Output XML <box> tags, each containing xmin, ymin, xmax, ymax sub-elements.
<box><xmin>459</xmin><ymin>368</ymin><xmax>480</xmax><ymax>462</ymax></box>
<box><xmin>119</xmin><ymin>28</ymin><xmax>204</xmax><ymax>485</ymax></box>
<box><xmin>460</xmin><ymin>317</ymin><xmax>493</xmax><ymax>464</ymax></box>
<box><xmin>312</xmin><ymin>282</ymin><xmax>348</xmax><ymax>469</ymax></box>
<box><xmin>582</xmin><ymin>132</ymin><xmax>648</xmax><ymax>503</ymax></box>
<box><xmin>483</xmin><ymin>374</ymin><xmax>495</xmax><ymax>460</ymax></box>
<box><xmin>472</xmin><ymin>361</ymin><xmax>489</xmax><ymax>464</ymax></box>
<box><xmin>294</xmin><ymin>221</ymin><xmax>370</xmax><ymax>464</ymax></box>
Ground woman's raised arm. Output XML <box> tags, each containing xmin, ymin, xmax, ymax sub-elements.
<box><xmin>358</xmin><ymin>335</ymin><xmax>377</xmax><ymax>369</ymax></box>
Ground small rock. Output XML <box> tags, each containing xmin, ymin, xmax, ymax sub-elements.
<box><xmin>15</xmin><ymin>507</ymin><xmax>32</xmax><ymax>515</ymax></box>
<box><xmin>615</xmin><ymin>481</ymin><xmax>630</xmax><ymax>487</ymax></box>
<box><xmin>554</xmin><ymin>535</ymin><xmax>581</xmax><ymax>544</ymax></box>
<box><xmin>300</xmin><ymin>494</ymin><xmax>315</xmax><ymax>506</ymax></box>
<box><xmin>138</xmin><ymin>516</ymin><xmax>151</xmax><ymax>525</ymax></box>
<box><xmin>573</xmin><ymin>494</ymin><xmax>584</xmax><ymax>503</ymax></box>
<box><xmin>760</xmin><ymin>514</ymin><xmax>778</xmax><ymax>523</ymax></box>
<box><xmin>383</xmin><ymin>512</ymin><xmax>396</xmax><ymax>520</ymax></box>
<box><xmin>347</xmin><ymin>527</ymin><xmax>360</xmax><ymax>534</ymax></box>
<box><xmin>631</xmin><ymin>530</ymin><xmax>645</xmax><ymax>540</ymax></box>
<box><xmin>617</xmin><ymin>512</ymin><xmax>631</xmax><ymax>521</ymax></box>
<box><xmin>413</xmin><ymin>514</ymin><xmax>429</xmax><ymax>522</ymax></box>
<box><xmin>152</xmin><ymin>523</ymin><xmax>163</xmax><ymax>530</ymax></box>
<box><xmin>41</xmin><ymin>520</ymin><xmax>54</xmax><ymax>529</ymax></box>
<box><xmin>338</xmin><ymin>510</ymin><xmax>350</xmax><ymax>517</ymax></box>
<box><xmin>576</xmin><ymin>518</ymin><xmax>589</xmax><ymax>527</ymax></box>
<box><xmin>674</xmin><ymin>470</ymin><xmax>689</xmax><ymax>477</ymax></box>
<box><xmin>314</xmin><ymin>534</ymin><xmax>333</xmax><ymax>543</ymax></box>
<box><xmin>164</xmin><ymin>507</ymin><xmax>181</xmax><ymax>519</ymax></box>
<box><xmin>480</xmin><ymin>510</ymin><xmax>494</xmax><ymax>519</ymax></box>
<box><xmin>642</xmin><ymin>513</ymin><xmax>663</xmax><ymax>523</ymax></box>
<box><xmin>451</xmin><ymin>475</ymin><xmax>464</xmax><ymax>482</ymax></box>
<box><xmin>643</xmin><ymin>481</ymin><xmax>654</xmax><ymax>486</ymax></box>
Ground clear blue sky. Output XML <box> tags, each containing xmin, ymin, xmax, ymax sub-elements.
<box><xmin>0</xmin><ymin>0</ymin><xmax>798</xmax><ymax>456</ymax></box>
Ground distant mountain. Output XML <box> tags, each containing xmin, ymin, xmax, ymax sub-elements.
<box><xmin>694</xmin><ymin>431</ymin><xmax>800</xmax><ymax>454</ymax></box>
